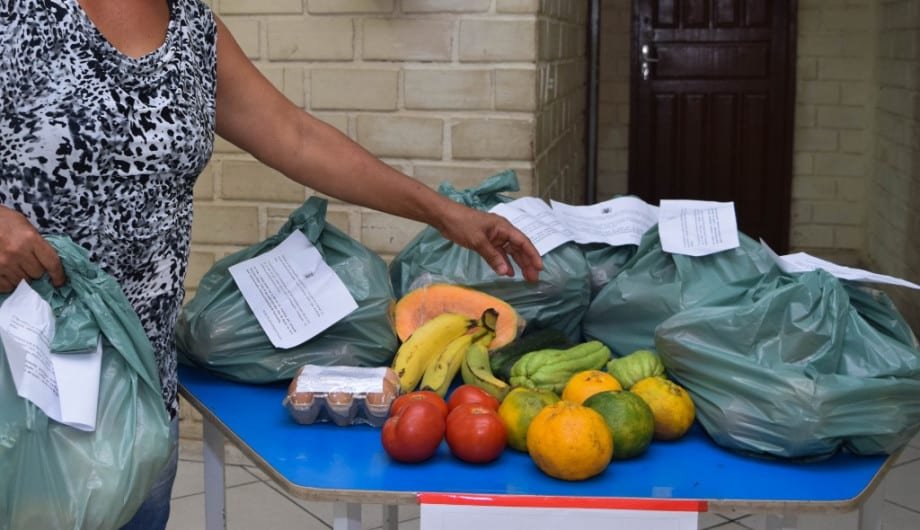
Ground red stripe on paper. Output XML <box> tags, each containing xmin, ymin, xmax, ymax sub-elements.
<box><xmin>417</xmin><ymin>493</ymin><xmax>707</xmax><ymax>512</ymax></box>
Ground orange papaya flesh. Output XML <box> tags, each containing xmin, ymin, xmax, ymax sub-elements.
<box><xmin>392</xmin><ymin>283</ymin><xmax>522</xmax><ymax>349</ymax></box>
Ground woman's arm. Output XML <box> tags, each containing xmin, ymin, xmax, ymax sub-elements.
<box><xmin>212</xmin><ymin>18</ymin><xmax>542</xmax><ymax>281</ymax></box>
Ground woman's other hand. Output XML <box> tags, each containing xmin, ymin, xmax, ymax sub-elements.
<box><xmin>0</xmin><ymin>206</ymin><xmax>65</xmax><ymax>293</ymax></box>
<box><xmin>436</xmin><ymin>203</ymin><xmax>543</xmax><ymax>282</ymax></box>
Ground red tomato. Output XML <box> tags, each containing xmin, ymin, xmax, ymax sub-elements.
<box><xmin>390</xmin><ymin>390</ymin><xmax>449</xmax><ymax>419</ymax></box>
<box><xmin>445</xmin><ymin>404</ymin><xmax>507</xmax><ymax>464</ymax></box>
<box><xmin>381</xmin><ymin>400</ymin><xmax>446</xmax><ymax>464</ymax></box>
<box><xmin>447</xmin><ymin>385</ymin><xmax>500</xmax><ymax>412</ymax></box>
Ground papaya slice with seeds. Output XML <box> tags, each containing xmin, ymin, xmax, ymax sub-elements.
<box><xmin>392</xmin><ymin>283</ymin><xmax>522</xmax><ymax>349</ymax></box>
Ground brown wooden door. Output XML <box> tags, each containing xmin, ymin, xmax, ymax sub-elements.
<box><xmin>628</xmin><ymin>0</ymin><xmax>797</xmax><ymax>252</ymax></box>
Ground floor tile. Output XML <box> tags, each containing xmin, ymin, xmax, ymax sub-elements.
<box><xmin>881</xmin><ymin>458</ymin><xmax>920</xmax><ymax>511</ymax></box>
<box><xmin>700</xmin><ymin>512</ymin><xmax>748</xmax><ymax>529</ymax></box>
<box><xmin>171</xmin><ymin>460</ymin><xmax>261</xmax><ymax>498</ymax></box>
<box><xmin>166</xmin><ymin>493</ymin><xmax>205</xmax><ymax>530</ymax></box>
<box><xmin>893</xmin><ymin>443</ymin><xmax>920</xmax><ymax>465</ymax></box>
<box><xmin>881</xmin><ymin>501</ymin><xmax>920</xmax><ymax>530</ymax></box>
<box><xmin>276</xmin><ymin>494</ymin><xmax>418</xmax><ymax>530</ymax></box>
<box><xmin>226</xmin><ymin>482</ymin><xmax>330</xmax><ymax>530</ymax></box>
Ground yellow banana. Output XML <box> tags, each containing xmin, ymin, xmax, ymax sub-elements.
<box><xmin>391</xmin><ymin>312</ymin><xmax>477</xmax><ymax>393</ymax></box>
<box><xmin>420</xmin><ymin>327</ymin><xmax>494</xmax><ymax>398</ymax></box>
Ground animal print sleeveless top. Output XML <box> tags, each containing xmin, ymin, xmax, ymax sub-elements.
<box><xmin>0</xmin><ymin>0</ymin><xmax>217</xmax><ymax>418</ymax></box>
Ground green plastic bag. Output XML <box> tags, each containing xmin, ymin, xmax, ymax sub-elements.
<box><xmin>0</xmin><ymin>236</ymin><xmax>170</xmax><ymax>530</ymax></box>
<box><xmin>582</xmin><ymin>225</ymin><xmax>778</xmax><ymax>356</ymax></box>
<box><xmin>389</xmin><ymin>171</ymin><xmax>591</xmax><ymax>341</ymax></box>
<box><xmin>655</xmin><ymin>269</ymin><xmax>920</xmax><ymax>460</ymax></box>
<box><xmin>176</xmin><ymin>197</ymin><xmax>398</xmax><ymax>383</ymax></box>
<box><xmin>581</xmin><ymin>242</ymin><xmax>638</xmax><ymax>299</ymax></box>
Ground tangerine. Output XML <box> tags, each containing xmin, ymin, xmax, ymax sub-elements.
<box><xmin>526</xmin><ymin>401</ymin><xmax>613</xmax><ymax>481</ymax></box>
<box><xmin>630</xmin><ymin>376</ymin><xmax>695</xmax><ymax>440</ymax></box>
<box><xmin>561</xmin><ymin>369</ymin><xmax>622</xmax><ymax>404</ymax></box>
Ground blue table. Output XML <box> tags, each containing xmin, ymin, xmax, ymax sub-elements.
<box><xmin>178</xmin><ymin>365</ymin><xmax>895</xmax><ymax>530</ymax></box>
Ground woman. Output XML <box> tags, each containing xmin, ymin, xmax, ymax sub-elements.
<box><xmin>0</xmin><ymin>0</ymin><xmax>542</xmax><ymax>528</ymax></box>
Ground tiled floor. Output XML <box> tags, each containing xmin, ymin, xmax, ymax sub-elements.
<box><xmin>165</xmin><ymin>433</ymin><xmax>920</xmax><ymax>530</ymax></box>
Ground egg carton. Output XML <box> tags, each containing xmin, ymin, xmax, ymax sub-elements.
<box><xmin>283</xmin><ymin>365</ymin><xmax>399</xmax><ymax>427</ymax></box>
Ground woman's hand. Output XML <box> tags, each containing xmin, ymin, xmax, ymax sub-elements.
<box><xmin>0</xmin><ymin>206</ymin><xmax>65</xmax><ymax>293</ymax></box>
<box><xmin>436</xmin><ymin>202</ymin><xmax>543</xmax><ymax>282</ymax></box>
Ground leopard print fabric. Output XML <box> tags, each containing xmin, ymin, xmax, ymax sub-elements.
<box><xmin>0</xmin><ymin>0</ymin><xmax>217</xmax><ymax>418</ymax></box>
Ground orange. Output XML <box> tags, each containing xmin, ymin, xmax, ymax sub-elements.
<box><xmin>583</xmin><ymin>390</ymin><xmax>655</xmax><ymax>459</ymax></box>
<box><xmin>498</xmin><ymin>387</ymin><xmax>560</xmax><ymax>452</ymax></box>
<box><xmin>561</xmin><ymin>369</ymin><xmax>622</xmax><ymax>404</ymax></box>
<box><xmin>526</xmin><ymin>401</ymin><xmax>613</xmax><ymax>481</ymax></box>
<box><xmin>630</xmin><ymin>376</ymin><xmax>695</xmax><ymax>440</ymax></box>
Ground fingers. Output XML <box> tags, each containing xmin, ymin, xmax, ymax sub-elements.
<box><xmin>478</xmin><ymin>239</ymin><xmax>513</xmax><ymax>278</ymax></box>
<box><xmin>482</xmin><ymin>215</ymin><xmax>543</xmax><ymax>282</ymax></box>
<box><xmin>0</xmin><ymin>206</ymin><xmax>66</xmax><ymax>293</ymax></box>
<box><xmin>33</xmin><ymin>242</ymin><xmax>66</xmax><ymax>287</ymax></box>
<box><xmin>500</xmin><ymin>233</ymin><xmax>543</xmax><ymax>282</ymax></box>
<box><xmin>434</xmin><ymin>206</ymin><xmax>543</xmax><ymax>282</ymax></box>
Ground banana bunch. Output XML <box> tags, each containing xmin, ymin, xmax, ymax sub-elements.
<box><xmin>391</xmin><ymin>309</ymin><xmax>498</xmax><ymax>394</ymax></box>
<box><xmin>419</xmin><ymin>325</ymin><xmax>495</xmax><ymax>397</ymax></box>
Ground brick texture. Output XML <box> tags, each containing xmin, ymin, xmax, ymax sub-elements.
<box><xmin>362</xmin><ymin>19</ymin><xmax>453</xmax><ymax>61</ymax></box>
<box><xmin>311</xmin><ymin>69</ymin><xmax>399</xmax><ymax>110</ymax></box>
<box><xmin>356</xmin><ymin>115</ymin><xmax>444</xmax><ymax>159</ymax></box>
<box><xmin>267</xmin><ymin>19</ymin><xmax>354</xmax><ymax>61</ymax></box>
<box><xmin>866</xmin><ymin>0</ymin><xmax>920</xmax><ymax>331</ymax></box>
<box><xmin>404</xmin><ymin>69</ymin><xmax>492</xmax><ymax>110</ymax></box>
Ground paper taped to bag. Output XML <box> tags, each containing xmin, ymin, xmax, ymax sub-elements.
<box><xmin>230</xmin><ymin>231</ymin><xmax>358</xmax><ymax>349</ymax></box>
<box><xmin>760</xmin><ymin>240</ymin><xmax>920</xmax><ymax>290</ymax></box>
<box><xmin>490</xmin><ymin>196</ymin><xmax>659</xmax><ymax>255</ymax></box>
<box><xmin>658</xmin><ymin>200</ymin><xmax>740</xmax><ymax>256</ymax></box>
<box><xmin>0</xmin><ymin>281</ymin><xmax>101</xmax><ymax>431</ymax></box>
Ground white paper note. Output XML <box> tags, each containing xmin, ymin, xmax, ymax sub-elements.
<box><xmin>0</xmin><ymin>281</ymin><xmax>102</xmax><ymax>431</ymax></box>
<box><xmin>658</xmin><ymin>200</ymin><xmax>740</xmax><ymax>256</ymax></box>
<box><xmin>229</xmin><ymin>231</ymin><xmax>358</xmax><ymax>349</ymax></box>
<box><xmin>490</xmin><ymin>199</ymin><xmax>572</xmax><ymax>256</ymax></box>
<box><xmin>759</xmin><ymin>240</ymin><xmax>920</xmax><ymax>289</ymax></box>
<box><xmin>549</xmin><ymin>196</ymin><xmax>659</xmax><ymax>246</ymax></box>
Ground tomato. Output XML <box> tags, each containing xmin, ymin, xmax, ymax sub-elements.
<box><xmin>445</xmin><ymin>404</ymin><xmax>507</xmax><ymax>464</ymax></box>
<box><xmin>381</xmin><ymin>400</ymin><xmax>446</xmax><ymax>464</ymax></box>
<box><xmin>447</xmin><ymin>384</ymin><xmax>500</xmax><ymax>412</ymax></box>
<box><xmin>390</xmin><ymin>390</ymin><xmax>449</xmax><ymax>419</ymax></box>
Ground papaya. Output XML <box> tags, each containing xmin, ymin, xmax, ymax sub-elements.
<box><xmin>391</xmin><ymin>283</ymin><xmax>522</xmax><ymax>349</ymax></box>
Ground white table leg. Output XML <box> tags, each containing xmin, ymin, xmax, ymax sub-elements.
<box><xmin>333</xmin><ymin>502</ymin><xmax>362</xmax><ymax>530</ymax></box>
<box><xmin>382</xmin><ymin>504</ymin><xmax>399</xmax><ymax>530</ymax></box>
<box><xmin>203</xmin><ymin>419</ymin><xmax>227</xmax><ymax>530</ymax></box>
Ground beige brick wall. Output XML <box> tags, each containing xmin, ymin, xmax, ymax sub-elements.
<box><xmin>534</xmin><ymin>1</ymin><xmax>589</xmax><ymax>203</ymax></box>
<box><xmin>791</xmin><ymin>0</ymin><xmax>876</xmax><ymax>265</ymax></box>
<box><xmin>595</xmin><ymin>0</ymin><xmax>630</xmax><ymax>201</ymax></box>
<box><xmin>866</xmin><ymin>0</ymin><xmax>920</xmax><ymax>331</ymax></box>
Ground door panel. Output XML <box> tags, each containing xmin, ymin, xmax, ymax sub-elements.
<box><xmin>629</xmin><ymin>0</ymin><xmax>796</xmax><ymax>252</ymax></box>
